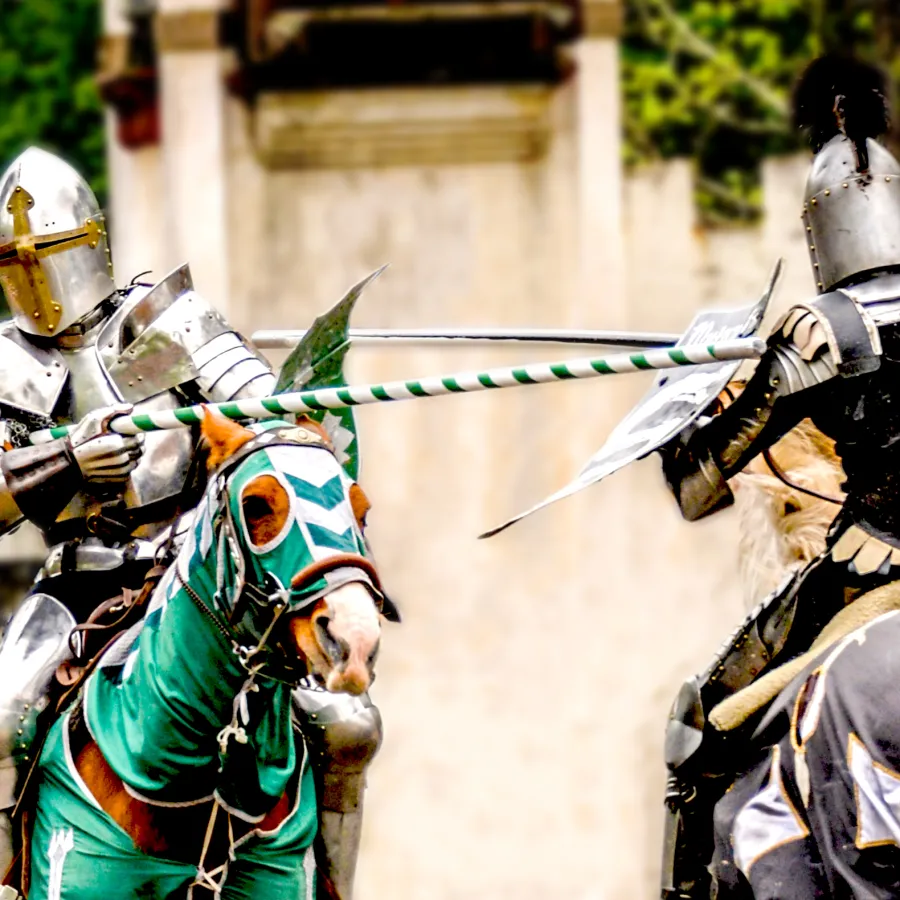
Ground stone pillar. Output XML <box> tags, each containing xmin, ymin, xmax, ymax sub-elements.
<box><xmin>99</xmin><ymin>0</ymin><xmax>165</xmax><ymax>284</ymax></box>
<box><xmin>100</xmin><ymin>0</ymin><xmax>163</xmax><ymax>285</ymax></box>
<box><xmin>105</xmin><ymin>113</ymin><xmax>166</xmax><ymax>284</ymax></box>
<box><xmin>566</xmin><ymin>0</ymin><xmax>629</xmax><ymax>491</ymax></box>
<box><xmin>155</xmin><ymin>0</ymin><xmax>230</xmax><ymax>309</ymax></box>
<box><xmin>576</xmin><ymin>0</ymin><xmax>626</xmax><ymax>330</ymax></box>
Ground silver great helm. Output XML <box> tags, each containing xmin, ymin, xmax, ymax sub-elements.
<box><xmin>803</xmin><ymin>134</ymin><xmax>900</xmax><ymax>294</ymax></box>
<box><xmin>0</xmin><ymin>147</ymin><xmax>115</xmax><ymax>337</ymax></box>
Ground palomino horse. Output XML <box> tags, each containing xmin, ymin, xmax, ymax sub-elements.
<box><xmin>695</xmin><ymin>391</ymin><xmax>900</xmax><ymax>897</ymax></box>
<box><xmin>24</xmin><ymin>411</ymin><xmax>383</xmax><ymax>899</ymax></box>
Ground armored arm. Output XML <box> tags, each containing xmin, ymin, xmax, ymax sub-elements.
<box><xmin>0</xmin><ymin>405</ymin><xmax>146</xmax><ymax>533</ymax></box>
<box><xmin>0</xmin><ymin>439</ymin><xmax>77</xmax><ymax>533</ymax></box>
<box><xmin>98</xmin><ymin>265</ymin><xmax>275</xmax><ymax>408</ymax></box>
<box><xmin>662</xmin><ymin>310</ymin><xmax>843</xmax><ymax>521</ymax></box>
<box><xmin>0</xmin><ymin>436</ymin><xmax>29</xmax><ymax>535</ymax></box>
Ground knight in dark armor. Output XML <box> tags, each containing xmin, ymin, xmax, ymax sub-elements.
<box><xmin>658</xmin><ymin>57</ymin><xmax>900</xmax><ymax>898</ymax></box>
<box><xmin>0</xmin><ymin>147</ymin><xmax>379</xmax><ymax>897</ymax></box>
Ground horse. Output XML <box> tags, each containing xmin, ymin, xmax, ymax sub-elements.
<box><xmin>688</xmin><ymin>390</ymin><xmax>900</xmax><ymax>897</ymax></box>
<box><xmin>20</xmin><ymin>410</ymin><xmax>384</xmax><ymax>900</ymax></box>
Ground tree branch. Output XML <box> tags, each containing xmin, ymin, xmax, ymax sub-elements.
<box><xmin>643</xmin><ymin>0</ymin><xmax>790</xmax><ymax>118</ymax></box>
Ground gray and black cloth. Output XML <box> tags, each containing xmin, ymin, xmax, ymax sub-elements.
<box><xmin>711</xmin><ymin>607</ymin><xmax>900</xmax><ymax>899</ymax></box>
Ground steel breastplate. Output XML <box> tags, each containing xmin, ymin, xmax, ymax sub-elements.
<box><xmin>51</xmin><ymin>338</ymin><xmax>194</xmax><ymax>539</ymax></box>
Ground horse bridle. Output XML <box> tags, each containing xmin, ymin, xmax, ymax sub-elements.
<box><xmin>182</xmin><ymin>426</ymin><xmax>385</xmax><ymax>684</ymax></box>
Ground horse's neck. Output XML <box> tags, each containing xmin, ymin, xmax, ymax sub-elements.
<box><xmin>85</xmin><ymin>563</ymin><xmax>295</xmax><ymax>808</ymax></box>
<box><xmin>91</xmin><ymin>555</ymin><xmax>250</xmax><ymax>726</ymax></box>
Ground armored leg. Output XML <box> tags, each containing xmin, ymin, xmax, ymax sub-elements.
<box><xmin>293</xmin><ymin>685</ymin><xmax>383</xmax><ymax>900</ymax></box>
<box><xmin>0</xmin><ymin>594</ymin><xmax>75</xmax><ymax>882</ymax></box>
<box><xmin>661</xmin><ymin>572</ymin><xmax>803</xmax><ymax>899</ymax></box>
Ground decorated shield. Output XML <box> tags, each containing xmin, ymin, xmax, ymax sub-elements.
<box><xmin>482</xmin><ymin>260</ymin><xmax>781</xmax><ymax>537</ymax></box>
<box><xmin>275</xmin><ymin>267</ymin><xmax>386</xmax><ymax>480</ymax></box>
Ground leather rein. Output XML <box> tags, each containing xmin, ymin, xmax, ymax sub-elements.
<box><xmin>761</xmin><ymin>447</ymin><xmax>843</xmax><ymax>507</ymax></box>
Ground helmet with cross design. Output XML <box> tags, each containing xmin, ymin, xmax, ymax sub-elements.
<box><xmin>0</xmin><ymin>148</ymin><xmax>115</xmax><ymax>337</ymax></box>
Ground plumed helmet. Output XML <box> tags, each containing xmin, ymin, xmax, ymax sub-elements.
<box><xmin>0</xmin><ymin>148</ymin><xmax>115</xmax><ymax>337</ymax></box>
<box><xmin>795</xmin><ymin>56</ymin><xmax>900</xmax><ymax>293</ymax></box>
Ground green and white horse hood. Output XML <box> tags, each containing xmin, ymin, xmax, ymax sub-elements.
<box><xmin>176</xmin><ymin>422</ymin><xmax>380</xmax><ymax>640</ymax></box>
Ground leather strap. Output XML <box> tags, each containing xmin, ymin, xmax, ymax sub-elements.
<box><xmin>805</xmin><ymin>291</ymin><xmax>882</xmax><ymax>376</ymax></box>
<box><xmin>290</xmin><ymin>553</ymin><xmax>383</xmax><ymax>603</ymax></box>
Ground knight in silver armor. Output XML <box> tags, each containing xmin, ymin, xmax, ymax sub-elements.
<box><xmin>0</xmin><ymin>147</ymin><xmax>380</xmax><ymax>896</ymax></box>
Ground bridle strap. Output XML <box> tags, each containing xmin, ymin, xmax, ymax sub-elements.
<box><xmin>291</xmin><ymin>553</ymin><xmax>383</xmax><ymax>600</ymax></box>
<box><xmin>762</xmin><ymin>447</ymin><xmax>843</xmax><ymax>506</ymax></box>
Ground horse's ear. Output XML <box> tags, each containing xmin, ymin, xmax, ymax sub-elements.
<box><xmin>241</xmin><ymin>475</ymin><xmax>291</xmax><ymax>547</ymax></box>
<box><xmin>200</xmin><ymin>407</ymin><xmax>255</xmax><ymax>473</ymax></box>
<box><xmin>296</xmin><ymin>414</ymin><xmax>333</xmax><ymax>447</ymax></box>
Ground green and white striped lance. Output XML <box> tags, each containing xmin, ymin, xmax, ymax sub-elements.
<box><xmin>29</xmin><ymin>338</ymin><xmax>766</xmax><ymax>444</ymax></box>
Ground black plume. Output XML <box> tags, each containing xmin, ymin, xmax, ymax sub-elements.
<box><xmin>793</xmin><ymin>54</ymin><xmax>889</xmax><ymax>169</ymax></box>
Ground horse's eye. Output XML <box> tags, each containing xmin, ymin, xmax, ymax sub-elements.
<box><xmin>241</xmin><ymin>474</ymin><xmax>291</xmax><ymax>547</ymax></box>
<box><xmin>243</xmin><ymin>495</ymin><xmax>273</xmax><ymax>520</ymax></box>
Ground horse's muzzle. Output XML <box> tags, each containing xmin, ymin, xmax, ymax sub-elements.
<box><xmin>288</xmin><ymin>582</ymin><xmax>380</xmax><ymax>695</ymax></box>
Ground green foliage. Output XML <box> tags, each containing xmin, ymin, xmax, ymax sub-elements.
<box><xmin>0</xmin><ymin>0</ymin><xmax>105</xmax><ymax>202</ymax></box>
<box><xmin>622</xmin><ymin>0</ymin><xmax>882</xmax><ymax>223</ymax></box>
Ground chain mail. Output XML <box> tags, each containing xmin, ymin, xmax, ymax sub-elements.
<box><xmin>0</xmin><ymin>405</ymin><xmax>56</xmax><ymax>450</ymax></box>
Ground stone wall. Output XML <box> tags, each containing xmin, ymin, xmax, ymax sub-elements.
<box><xmin>96</xmin><ymin>35</ymin><xmax>821</xmax><ymax>899</ymax></box>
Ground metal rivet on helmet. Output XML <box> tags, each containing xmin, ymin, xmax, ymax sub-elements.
<box><xmin>802</xmin><ymin>134</ymin><xmax>900</xmax><ymax>291</ymax></box>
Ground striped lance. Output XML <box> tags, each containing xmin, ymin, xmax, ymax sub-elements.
<box><xmin>29</xmin><ymin>338</ymin><xmax>766</xmax><ymax>445</ymax></box>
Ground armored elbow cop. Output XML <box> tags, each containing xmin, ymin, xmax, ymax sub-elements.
<box><xmin>661</xmin><ymin>426</ymin><xmax>734</xmax><ymax>523</ymax></box>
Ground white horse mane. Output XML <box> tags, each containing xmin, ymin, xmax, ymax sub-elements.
<box><xmin>732</xmin><ymin>418</ymin><xmax>845</xmax><ymax>608</ymax></box>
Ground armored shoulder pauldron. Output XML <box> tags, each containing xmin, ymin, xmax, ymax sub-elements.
<box><xmin>773</xmin><ymin>290</ymin><xmax>881</xmax><ymax>377</ymax></box>
<box><xmin>0</xmin><ymin>324</ymin><xmax>67</xmax><ymax>418</ymax></box>
<box><xmin>97</xmin><ymin>264</ymin><xmax>237</xmax><ymax>404</ymax></box>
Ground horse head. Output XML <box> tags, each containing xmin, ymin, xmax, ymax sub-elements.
<box><xmin>198</xmin><ymin>409</ymin><xmax>383</xmax><ymax>695</ymax></box>
<box><xmin>721</xmin><ymin>381</ymin><xmax>845</xmax><ymax>606</ymax></box>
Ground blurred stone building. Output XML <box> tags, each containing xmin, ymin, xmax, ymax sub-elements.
<box><xmin>92</xmin><ymin>1</ymin><xmax>815</xmax><ymax>897</ymax></box>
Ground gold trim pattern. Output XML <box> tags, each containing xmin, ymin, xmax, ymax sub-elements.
<box><xmin>732</xmin><ymin>745</ymin><xmax>810</xmax><ymax>878</ymax></box>
<box><xmin>848</xmin><ymin>732</ymin><xmax>900</xmax><ymax>850</ymax></box>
